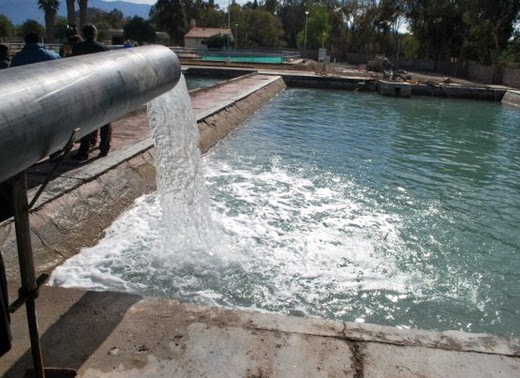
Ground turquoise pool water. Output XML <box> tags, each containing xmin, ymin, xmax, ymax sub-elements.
<box><xmin>202</xmin><ymin>55</ymin><xmax>284</xmax><ymax>64</ymax></box>
<box><xmin>51</xmin><ymin>87</ymin><xmax>520</xmax><ymax>338</ymax></box>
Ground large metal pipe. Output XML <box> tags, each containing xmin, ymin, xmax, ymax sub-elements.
<box><xmin>0</xmin><ymin>45</ymin><xmax>181</xmax><ymax>183</ymax></box>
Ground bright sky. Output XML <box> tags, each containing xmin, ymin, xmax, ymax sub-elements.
<box><xmin>103</xmin><ymin>0</ymin><xmax>244</xmax><ymax>9</ymax></box>
<box><xmin>104</xmin><ymin>0</ymin><xmax>156</xmax><ymax>3</ymax></box>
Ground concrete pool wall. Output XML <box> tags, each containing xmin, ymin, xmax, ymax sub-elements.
<box><xmin>184</xmin><ymin>66</ymin><xmax>510</xmax><ymax>101</ymax></box>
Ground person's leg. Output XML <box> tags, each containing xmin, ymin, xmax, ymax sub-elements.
<box><xmin>90</xmin><ymin>129</ymin><xmax>98</xmax><ymax>147</ymax></box>
<box><xmin>99</xmin><ymin>123</ymin><xmax>112</xmax><ymax>157</ymax></box>
<box><xmin>73</xmin><ymin>133</ymin><xmax>91</xmax><ymax>160</ymax></box>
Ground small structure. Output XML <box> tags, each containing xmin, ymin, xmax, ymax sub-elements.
<box><xmin>184</xmin><ymin>27</ymin><xmax>233</xmax><ymax>49</ymax></box>
<box><xmin>377</xmin><ymin>80</ymin><xmax>412</xmax><ymax>97</ymax></box>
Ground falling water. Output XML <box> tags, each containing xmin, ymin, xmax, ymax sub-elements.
<box><xmin>146</xmin><ymin>74</ymin><xmax>215</xmax><ymax>261</ymax></box>
<box><xmin>50</xmin><ymin>76</ymin><xmax>221</xmax><ymax>293</ymax></box>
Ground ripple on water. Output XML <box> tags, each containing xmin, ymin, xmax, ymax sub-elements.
<box><xmin>50</xmin><ymin>88</ymin><xmax>520</xmax><ymax>337</ymax></box>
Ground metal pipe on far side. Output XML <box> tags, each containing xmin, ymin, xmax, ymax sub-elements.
<box><xmin>0</xmin><ymin>45</ymin><xmax>181</xmax><ymax>184</ymax></box>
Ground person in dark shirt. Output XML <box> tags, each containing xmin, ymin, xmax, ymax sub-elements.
<box><xmin>60</xmin><ymin>25</ymin><xmax>83</xmax><ymax>58</ymax></box>
<box><xmin>10</xmin><ymin>32</ymin><xmax>60</xmax><ymax>67</ymax></box>
<box><xmin>71</xmin><ymin>24</ymin><xmax>112</xmax><ymax>161</ymax></box>
<box><xmin>0</xmin><ymin>44</ymin><xmax>9</xmax><ymax>69</ymax></box>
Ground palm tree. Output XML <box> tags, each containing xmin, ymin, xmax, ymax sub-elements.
<box><xmin>78</xmin><ymin>0</ymin><xmax>88</xmax><ymax>29</ymax></box>
<box><xmin>38</xmin><ymin>0</ymin><xmax>60</xmax><ymax>42</ymax></box>
<box><xmin>66</xmin><ymin>0</ymin><xmax>76</xmax><ymax>26</ymax></box>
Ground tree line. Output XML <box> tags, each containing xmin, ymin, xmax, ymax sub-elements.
<box><xmin>1</xmin><ymin>0</ymin><xmax>519</xmax><ymax>67</ymax></box>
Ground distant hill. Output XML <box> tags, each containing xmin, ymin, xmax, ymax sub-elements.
<box><xmin>0</xmin><ymin>0</ymin><xmax>152</xmax><ymax>25</ymax></box>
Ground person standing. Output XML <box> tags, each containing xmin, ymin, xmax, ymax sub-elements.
<box><xmin>0</xmin><ymin>44</ymin><xmax>9</xmax><ymax>69</ymax></box>
<box><xmin>10</xmin><ymin>32</ymin><xmax>60</xmax><ymax>67</ymax></box>
<box><xmin>60</xmin><ymin>25</ymin><xmax>83</xmax><ymax>58</ymax></box>
<box><xmin>71</xmin><ymin>24</ymin><xmax>112</xmax><ymax>161</ymax></box>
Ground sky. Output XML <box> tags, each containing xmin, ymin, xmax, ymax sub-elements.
<box><xmin>103</xmin><ymin>0</ymin><xmax>244</xmax><ymax>9</ymax></box>
<box><xmin>104</xmin><ymin>0</ymin><xmax>156</xmax><ymax>3</ymax></box>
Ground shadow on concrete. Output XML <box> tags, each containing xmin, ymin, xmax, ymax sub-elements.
<box><xmin>25</xmin><ymin>147</ymin><xmax>99</xmax><ymax>191</ymax></box>
<box><xmin>3</xmin><ymin>291</ymin><xmax>141</xmax><ymax>377</ymax></box>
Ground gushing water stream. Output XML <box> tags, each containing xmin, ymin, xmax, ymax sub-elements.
<box><xmin>146</xmin><ymin>75</ymin><xmax>215</xmax><ymax>259</ymax></box>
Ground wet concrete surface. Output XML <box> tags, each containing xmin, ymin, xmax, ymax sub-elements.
<box><xmin>1</xmin><ymin>70</ymin><xmax>519</xmax><ymax>377</ymax></box>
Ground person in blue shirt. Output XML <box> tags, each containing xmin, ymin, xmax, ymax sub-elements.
<box><xmin>10</xmin><ymin>32</ymin><xmax>61</xmax><ymax>67</ymax></box>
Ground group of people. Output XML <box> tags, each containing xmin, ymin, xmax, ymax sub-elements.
<box><xmin>0</xmin><ymin>24</ymin><xmax>112</xmax><ymax>162</ymax></box>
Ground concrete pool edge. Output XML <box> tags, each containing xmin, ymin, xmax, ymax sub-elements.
<box><xmin>184</xmin><ymin>65</ymin><xmax>512</xmax><ymax>102</ymax></box>
<box><xmin>1</xmin><ymin>286</ymin><xmax>519</xmax><ymax>377</ymax></box>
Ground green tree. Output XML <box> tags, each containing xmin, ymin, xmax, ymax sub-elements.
<box><xmin>124</xmin><ymin>16</ymin><xmax>157</xmax><ymax>44</ymax></box>
<box><xmin>54</xmin><ymin>16</ymin><xmax>69</xmax><ymax>40</ymax></box>
<box><xmin>401</xmin><ymin>34</ymin><xmax>419</xmax><ymax>59</ymax></box>
<box><xmin>94</xmin><ymin>20</ymin><xmax>111</xmax><ymax>41</ymax></box>
<box><xmin>0</xmin><ymin>14</ymin><xmax>16</xmax><ymax>40</ymax></box>
<box><xmin>462</xmin><ymin>0</ymin><xmax>520</xmax><ymax>64</ymax></box>
<box><xmin>244</xmin><ymin>7</ymin><xmax>284</xmax><ymax>47</ymax></box>
<box><xmin>206</xmin><ymin>33</ymin><xmax>227</xmax><ymax>48</ymax></box>
<box><xmin>404</xmin><ymin>0</ymin><xmax>519</xmax><ymax>66</ymax></box>
<box><xmin>263</xmin><ymin>0</ymin><xmax>278</xmax><ymax>14</ymax></box>
<box><xmin>328</xmin><ymin>5</ymin><xmax>346</xmax><ymax>55</ymax></box>
<box><xmin>150</xmin><ymin>0</ymin><xmax>187</xmax><ymax>46</ymax></box>
<box><xmin>376</xmin><ymin>0</ymin><xmax>406</xmax><ymax>57</ymax></box>
<box><xmin>18</xmin><ymin>20</ymin><xmax>45</xmax><ymax>39</ymax></box>
<box><xmin>278</xmin><ymin>0</ymin><xmax>305</xmax><ymax>48</ymax></box>
<box><xmin>198</xmin><ymin>5</ymin><xmax>225</xmax><ymax>28</ymax></box>
<box><xmin>184</xmin><ymin>0</ymin><xmax>225</xmax><ymax>28</ymax></box>
<box><xmin>405</xmin><ymin>0</ymin><xmax>465</xmax><ymax>65</ymax></box>
<box><xmin>105</xmin><ymin>9</ymin><xmax>126</xmax><ymax>29</ymax></box>
<box><xmin>90</xmin><ymin>8</ymin><xmax>126</xmax><ymax>29</ymax></box>
<box><xmin>38</xmin><ymin>0</ymin><xmax>60</xmax><ymax>42</ymax></box>
<box><xmin>500</xmin><ymin>31</ymin><xmax>520</xmax><ymax>67</ymax></box>
<box><xmin>296</xmin><ymin>4</ymin><xmax>329</xmax><ymax>50</ymax></box>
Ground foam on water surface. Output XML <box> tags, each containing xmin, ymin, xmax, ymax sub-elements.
<box><xmin>50</xmin><ymin>86</ymin><xmax>520</xmax><ymax>337</ymax></box>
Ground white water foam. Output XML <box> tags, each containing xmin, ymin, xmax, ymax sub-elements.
<box><xmin>50</xmin><ymin>141</ymin><xmax>422</xmax><ymax>319</ymax></box>
<box><xmin>50</xmin><ymin>81</ymin><xmax>424</xmax><ymax>322</ymax></box>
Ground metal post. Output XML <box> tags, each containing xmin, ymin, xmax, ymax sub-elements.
<box><xmin>304</xmin><ymin>11</ymin><xmax>309</xmax><ymax>58</ymax></box>
<box><xmin>11</xmin><ymin>171</ymin><xmax>45</xmax><ymax>377</ymax></box>
<box><xmin>228</xmin><ymin>0</ymin><xmax>231</xmax><ymax>50</ymax></box>
<box><xmin>235</xmin><ymin>23</ymin><xmax>239</xmax><ymax>50</ymax></box>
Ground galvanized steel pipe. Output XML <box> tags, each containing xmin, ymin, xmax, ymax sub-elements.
<box><xmin>0</xmin><ymin>45</ymin><xmax>181</xmax><ymax>183</ymax></box>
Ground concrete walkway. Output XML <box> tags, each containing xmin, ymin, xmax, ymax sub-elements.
<box><xmin>1</xmin><ymin>72</ymin><xmax>519</xmax><ymax>377</ymax></box>
<box><xmin>2</xmin><ymin>286</ymin><xmax>519</xmax><ymax>377</ymax></box>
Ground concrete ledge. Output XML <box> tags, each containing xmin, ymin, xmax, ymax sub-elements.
<box><xmin>412</xmin><ymin>83</ymin><xmax>506</xmax><ymax>101</ymax></box>
<box><xmin>198</xmin><ymin>76</ymin><xmax>286</xmax><ymax>152</ymax></box>
<box><xmin>377</xmin><ymin>81</ymin><xmax>412</xmax><ymax>97</ymax></box>
<box><xmin>2</xmin><ymin>286</ymin><xmax>519</xmax><ymax>377</ymax></box>
<box><xmin>502</xmin><ymin>90</ymin><xmax>520</xmax><ymax>107</ymax></box>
